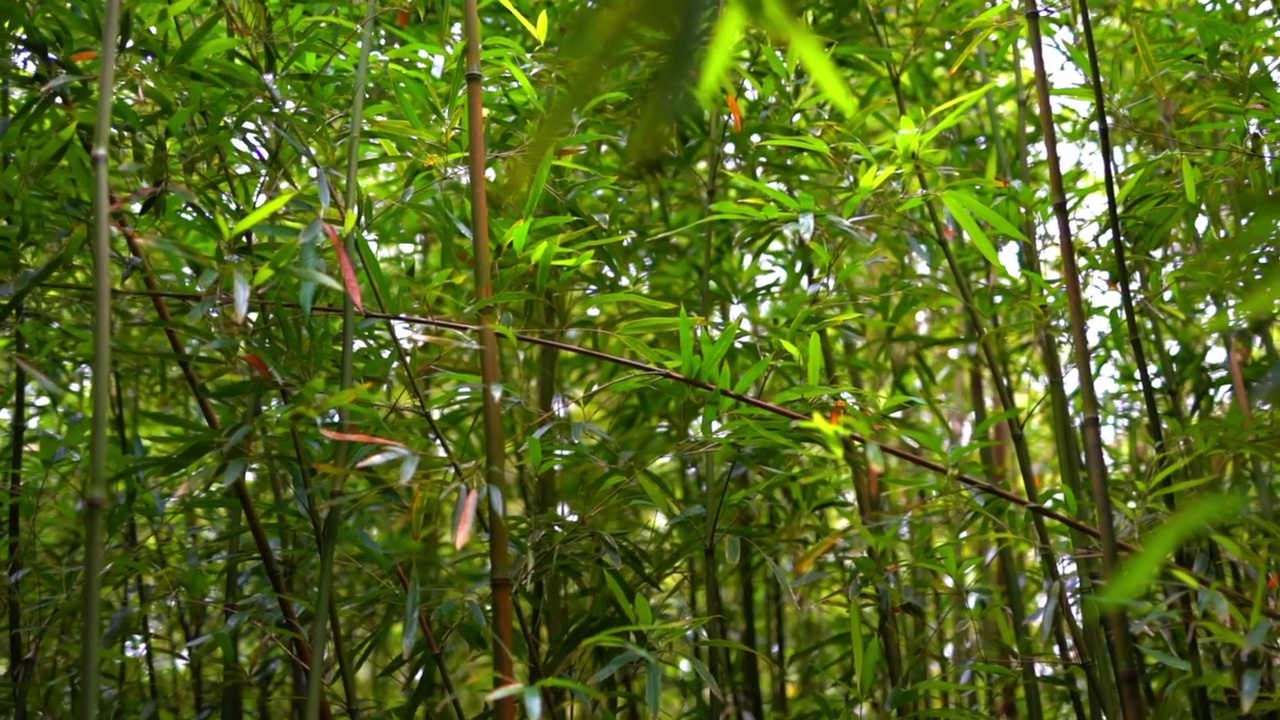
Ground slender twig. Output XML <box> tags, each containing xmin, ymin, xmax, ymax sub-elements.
<box><xmin>395</xmin><ymin>564</ymin><xmax>466</xmax><ymax>720</ymax></box>
<box><xmin>81</xmin><ymin>0</ymin><xmax>123</xmax><ymax>715</ymax></box>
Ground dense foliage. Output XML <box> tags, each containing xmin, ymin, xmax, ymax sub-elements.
<box><xmin>1</xmin><ymin>0</ymin><xmax>1278</xmax><ymax>718</ymax></box>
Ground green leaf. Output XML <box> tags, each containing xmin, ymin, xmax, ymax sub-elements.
<box><xmin>634</xmin><ymin>593</ymin><xmax>653</xmax><ymax>626</ymax></box>
<box><xmin>589</xmin><ymin>650</ymin><xmax>639</xmax><ymax>685</ymax></box>
<box><xmin>524</xmin><ymin>146</ymin><xmax>556</xmax><ymax>218</ymax></box>
<box><xmin>645</xmin><ymin>660</ymin><xmax>662</xmax><ymax>719</ymax></box>
<box><xmin>921</xmin><ymin>83</ymin><xmax>995</xmax><ymax>146</ymax></box>
<box><xmin>942</xmin><ymin>188</ymin><xmax>1027</xmax><ymax>242</ymax></box>
<box><xmin>697</xmin><ymin>2</ymin><xmax>749</xmax><ymax>105</ymax></box>
<box><xmin>806</xmin><ymin>331</ymin><xmax>824</xmax><ymax>386</ymax></box>
<box><xmin>940</xmin><ymin>190</ymin><xmax>1004</xmax><ymax>271</ymax></box>
<box><xmin>230</xmin><ymin>192</ymin><xmax>297</xmax><ymax>239</ymax></box>
<box><xmin>1096</xmin><ymin>494</ymin><xmax>1244</xmax><ymax>606</ymax></box>
<box><xmin>1181</xmin><ymin>154</ymin><xmax>1197</xmax><ymax>204</ymax></box>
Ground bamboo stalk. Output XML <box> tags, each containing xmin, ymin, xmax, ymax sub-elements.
<box><xmin>460</xmin><ymin>0</ymin><xmax>515</xmax><ymax>714</ymax></box>
<box><xmin>1019</xmin><ymin>2</ymin><xmax>1144</xmax><ymax>716</ymax></box>
<box><xmin>81</xmin><ymin>0</ymin><xmax>122</xmax><ymax>715</ymax></box>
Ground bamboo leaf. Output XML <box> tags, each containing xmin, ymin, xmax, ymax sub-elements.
<box><xmin>1096</xmin><ymin>494</ymin><xmax>1244</xmax><ymax>606</ymax></box>
<box><xmin>454</xmin><ymin>488</ymin><xmax>479</xmax><ymax>550</ymax></box>
<box><xmin>497</xmin><ymin>0</ymin><xmax>545</xmax><ymax>43</ymax></box>
<box><xmin>402</xmin><ymin>566</ymin><xmax>420</xmax><ymax>660</ymax></box>
<box><xmin>230</xmin><ymin>192</ymin><xmax>297</xmax><ymax>238</ymax></box>
<box><xmin>645</xmin><ymin>660</ymin><xmax>661</xmax><ymax>719</ymax></box>
<box><xmin>940</xmin><ymin>190</ymin><xmax>1004</xmax><ymax>271</ymax></box>
<box><xmin>323</xmin><ymin>223</ymin><xmax>364</xmax><ymax>312</ymax></box>
<box><xmin>807</xmin><ymin>331</ymin><xmax>824</xmax><ymax>386</ymax></box>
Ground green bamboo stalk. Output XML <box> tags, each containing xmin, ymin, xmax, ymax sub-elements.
<box><xmin>81</xmin><ymin>0</ymin><xmax>122</xmax><ymax>715</ymax></box>
<box><xmin>306</xmin><ymin>0</ymin><xmax>376</xmax><ymax>716</ymax></box>
<box><xmin>221</xmin><ymin>506</ymin><xmax>244</xmax><ymax>720</ymax></box>
<box><xmin>765</xmin><ymin>503</ymin><xmax>788</xmax><ymax>716</ymax></box>
<box><xmin>1001</xmin><ymin>35</ymin><xmax>1116</xmax><ymax>720</ymax></box>
<box><xmin>1019</xmin><ymin>2</ymin><xmax>1143</xmax><ymax>716</ymax></box>
<box><xmin>817</xmin><ymin>329</ymin><xmax>906</xmax><ymax>709</ymax></box>
<box><xmin>737</xmin><ymin>516</ymin><xmax>765</xmax><ymax>720</ymax></box>
<box><xmin>1</xmin><ymin>59</ymin><xmax>31</xmax><ymax>720</ymax></box>
<box><xmin>460</xmin><ymin>0</ymin><xmax>515</xmax><ymax>714</ymax></box>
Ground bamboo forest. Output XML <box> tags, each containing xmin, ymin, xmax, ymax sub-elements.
<box><xmin>1</xmin><ymin>0</ymin><xmax>1279</xmax><ymax>717</ymax></box>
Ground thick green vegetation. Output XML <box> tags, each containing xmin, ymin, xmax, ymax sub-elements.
<box><xmin>1</xmin><ymin>0</ymin><xmax>1278</xmax><ymax>718</ymax></box>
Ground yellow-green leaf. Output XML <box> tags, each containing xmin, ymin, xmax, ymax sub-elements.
<box><xmin>230</xmin><ymin>192</ymin><xmax>296</xmax><ymax>238</ymax></box>
<box><xmin>534</xmin><ymin>10</ymin><xmax>548</xmax><ymax>43</ymax></box>
<box><xmin>498</xmin><ymin>0</ymin><xmax>545</xmax><ymax>44</ymax></box>
<box><xmin>697</xmin><ymin>2</ymin><xmax>749</xmax><ymax>105</ymax></box>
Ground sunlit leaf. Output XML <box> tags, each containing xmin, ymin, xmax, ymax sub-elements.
<box><xmin>230</xmin><ymin>192</ymin><xmax>296</xmax><ymax>238</ymax></box>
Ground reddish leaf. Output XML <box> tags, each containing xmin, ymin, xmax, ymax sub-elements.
<box><xmin>454</xmin><ymin>488</ymin><xmax>479</xmax><ymax>550</ymax></box>
<box><xmin>242</xmin><ymin>353</ymin><xmax>271</xmax><ymax>379</ymax></box>
<box><xmin>396</xmin><ymin>8</ymin><xmax>410</xmax><ymax>28</ymax></box>
<box><xmin>324</xmin><ymin>223</ymin><xmax>364</xmax><ymax>312</ymax></box>
<box><xmin>829</xmin><ymin>399</ymin><xmax>846</xmax><ymax>424</ymax></box>
<box><xmin>70</xmin><ymin>50</ymin><xmax>98</xmax><ymax>62</ymax></box>
<box><xmin>319</xmin><ymin>428</ymin><xmax>406</xmax><ymax>448</ymax></box>
<box><xmin>727</xmin><ymin>95</ymin><xmax>743</xmax><ymax>133</ymax></box>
